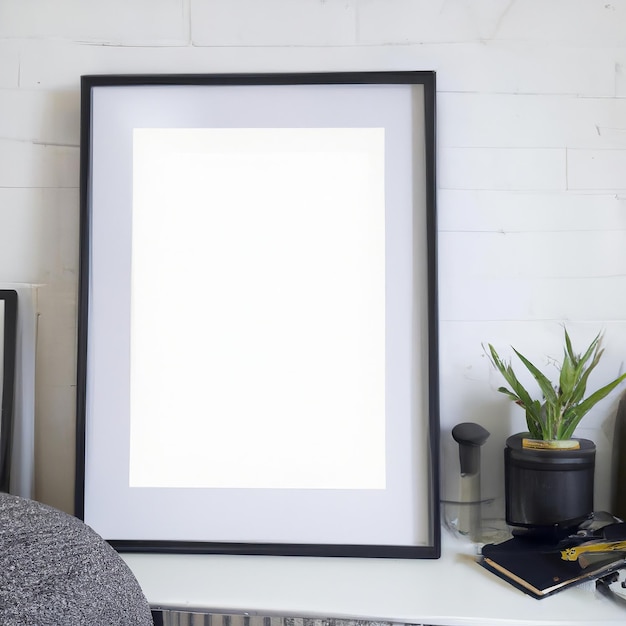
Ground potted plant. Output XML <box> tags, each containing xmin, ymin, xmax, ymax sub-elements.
<box><xmin>487</xmin><ymin>328</ymin><xmax>626</xmax><ymax>529</ymax></box>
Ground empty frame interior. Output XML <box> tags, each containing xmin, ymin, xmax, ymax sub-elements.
<box><xmin>77</xmin><ymin>72</ymin><xmax>439</xmax><ymax>557</ymax></box>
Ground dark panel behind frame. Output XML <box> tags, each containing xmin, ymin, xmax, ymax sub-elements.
<box><xmin>0</xmin><ymin>290</ymin><xmax>18</xmax><ymax>493</ymax></box>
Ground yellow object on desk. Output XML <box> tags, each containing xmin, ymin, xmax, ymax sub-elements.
<box><xmin>561</xmin><ymin>540</ymin><xmax>626</xmax><ymax>561</ymax></box>
<box><xmin>521</xmin><ymin>438</ymin><xmax>581</xmax><ymax>450</ymax></box>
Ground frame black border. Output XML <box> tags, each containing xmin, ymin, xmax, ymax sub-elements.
<box><xmin>0</xmin><ymin>290</ymin><xmax>18</xmax><ymax>493</ymax></box>
<box><xmin>76</xmin><ymin>71</ymin><xmax>439</xmax><ymax>559</ymax></box>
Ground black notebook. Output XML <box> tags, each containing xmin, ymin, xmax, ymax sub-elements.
<box><xmin>481</xmin><ymin>534</ymin><xmax>626</xmax><ymax>599</ymax></box>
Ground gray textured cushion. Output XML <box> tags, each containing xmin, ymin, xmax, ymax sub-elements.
<box><xmin>0</xmin><ymin>493</ymin><xmax>153</xmax><ymax>625</ymax></box>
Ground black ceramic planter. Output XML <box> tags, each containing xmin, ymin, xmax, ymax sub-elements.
<box><xmin>504</xmin><ymin>433</ymin><xmax>596</xmax><ymax>529</ymax></box>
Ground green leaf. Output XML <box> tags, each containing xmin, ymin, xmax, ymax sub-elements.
<box><xmin>559</xmin><ymin>372</ymin><xmax>626</xmax><ymax>439</ymax></box>
<box><xmin>487</xmin><ymin>344</ymin><xmax>536</xmax><ymax>410</ymax></box>
<box><xmin>526</xmin><ymin>400</ymin><xmax>545</xmax><ymax>439</ymax></box>
<box><xmin>564</xmin><ymin>327</ymin><xmax>576</xmax><ymax>362</ymax></box>
<box><xmin>575</xmin><ymin>332</ymin><xmax>603</xmax><ymax>370</ymax></box>
<box><xmin>512</xmin><ymin>348</ymin><xmax>558</xmax><ymax>405</ymax></box>
<box><xmin>486</xmin><ymin>330</ymin><xmax>626</xmax><ymax>441</ymax></box>
<box><xmin>559</xmin><ymin>407</ymin><xmax>580</xmax><ymax>440</ymax></box>
<box><xmin>568</xmin><ymin>347</ymin><xmax>603</xmax><ymax>408</ymax></box>
<box><xmin>559</xmin><ymin>351</ymin><xmax>577</xmax><ymax>399</ymax></box>
<box><xmin>496</xmin><ymin>386</ymin><xmax>521</xmax><ymax>403</ymax></box>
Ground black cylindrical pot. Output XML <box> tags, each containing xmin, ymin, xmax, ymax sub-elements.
<box><xmin>505</xmin><ymin>433</ymin><xmax>596</xmax><ymax>529</ymax></box>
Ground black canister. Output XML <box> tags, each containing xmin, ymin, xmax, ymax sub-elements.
<box><xmin>504</xmin><ymin>433</ymin><xmax>596</xmax><ymax>529</ymax></box>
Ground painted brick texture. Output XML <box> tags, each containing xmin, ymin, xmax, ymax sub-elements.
<box><xmin>0</xmin><ymin>0</ymin><xmax>624</xmax><ymax>517</ymax></box>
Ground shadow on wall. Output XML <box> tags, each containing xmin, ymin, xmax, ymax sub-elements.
<box><xmin>32</xmin><ymin>89</ymin><xmax>81</xmax><ymax>514</ymax></box>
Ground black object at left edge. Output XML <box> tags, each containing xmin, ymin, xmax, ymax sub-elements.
<box><xmin>0</xmin><ymin>290</ymin><xmax>18</xmax><ymax>494</ymax></box>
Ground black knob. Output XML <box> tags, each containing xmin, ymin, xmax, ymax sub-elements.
<box><xmin>452</xmin><ymin>422</ymin><xmax>490</xmax><ymax>476</ymax></box>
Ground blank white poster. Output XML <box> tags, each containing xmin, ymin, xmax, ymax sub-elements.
<box><xmin>129</xmin><ymin>127</ymin><xmax>386</xmax><ymax>491</ymax></box>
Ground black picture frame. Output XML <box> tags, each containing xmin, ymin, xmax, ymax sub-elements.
<box><xmin>76</xmin><ymin>71</ymin><xmax>439</xmax><ymax>558</ymax></box>
<box><xmin>0</xmin><ymin>290</ymin><xmax>18</xmax><ymax>493</ymax></box>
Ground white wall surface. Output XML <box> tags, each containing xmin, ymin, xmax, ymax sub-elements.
<box><xmin>0</xmin><ymin>0</ymin><xmax>625</xmax><ymax>519</ymax></box>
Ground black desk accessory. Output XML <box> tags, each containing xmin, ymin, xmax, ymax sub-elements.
<box><xmin>451</xmin><ymin>422</ymin><xmax>490</xmax><ymax>539</ymax></box>
<box><xmin>480</xmin><ymin>513</ymin><xmax>626</xmax><ymax>599</ymax></box>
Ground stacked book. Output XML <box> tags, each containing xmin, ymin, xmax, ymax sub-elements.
<box><xmin>480</xmin><ymin>517</ymin><xmax>626</xmax><ymax>599</ymax></box>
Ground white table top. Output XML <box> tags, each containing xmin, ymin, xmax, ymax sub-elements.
<box><xmin>122</xmin><ymin>531</ymin><xmax>626</xmax><ymax>626</ymax></box>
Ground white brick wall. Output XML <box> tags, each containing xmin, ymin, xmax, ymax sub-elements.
<box><xmin>191</xmin><ymin>0</ymin><xmax>359</xmax><ymax>46</ymax></box>
<box><xmin>1</xmin><ymin>0</ymin><xmax>625</xmax><ymax>519</ymax></box>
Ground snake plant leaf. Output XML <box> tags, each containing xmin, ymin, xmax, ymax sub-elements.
<box><xmin>564</xmin><ymin>328</ymin><xmax>575</xmax><ymax>362</ymax></box>
<box><xmin>568</xmin><ymin>347</ymin><xmax>604</xmax><ymax>408</ymax></box>
<box><xmin>559</xmin><ymin>372</ymin><xmax>626</xmax><ymax>439</ymax></box>
<box><xmin>487</xmin><ymin>343</ymin><xmax>548</xmax><ymax>436</ymax></box>
<box><xmin>547</xmin><ymin>402</ymin><xmax>565</xmax><ymax>439</ymax></box>
<box><xmin>559</xmin><ymin>406</ymin><xmax>580</xmax><ymax>440</ymax></box>
<box><xmin>559</xmin><ymin>351</ymin><xmax>577</xmax><ymax>399</ymax></box>
<box><xmin>512</xmin><ymin>348</ymin><xmax>558</xmax><ymax>405</ymax></box>
<box><xmin>504</xmin><ymin>376</ymin><xmax>537</xmax><ymax>412</ymax></box>
<box><xmin>563</xmin><ymin>328</ymin><xmax>602</xmax><ymax>407</ymax></box>
<box><xmin>525</xmin><ymin>399</ymin><xmax>544</xmax><ymax>439</ymax></box>
<box><xmin>486</xmin><ymin>328</ymin><xmax>626</xmax><ymax>441</ymax></box>
<box><xmin>487</xmin><ymin>344</ymin><xmax>537</xmax><ymax>410</ymax></box>
<box><xmin>574</xmin><ymin>331</ymin><xmax>602</xmax><ymax>369</ymax></box>
<box><xmin>496</xmin><ymin>386</ymin><xmax>520</xmax><ymax>402</ymax></box>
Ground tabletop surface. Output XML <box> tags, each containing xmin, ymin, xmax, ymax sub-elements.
<box><xmin>122</xmin><ymin>531</ymin><xmax>626</xmax><ymax>626</ymax></box>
